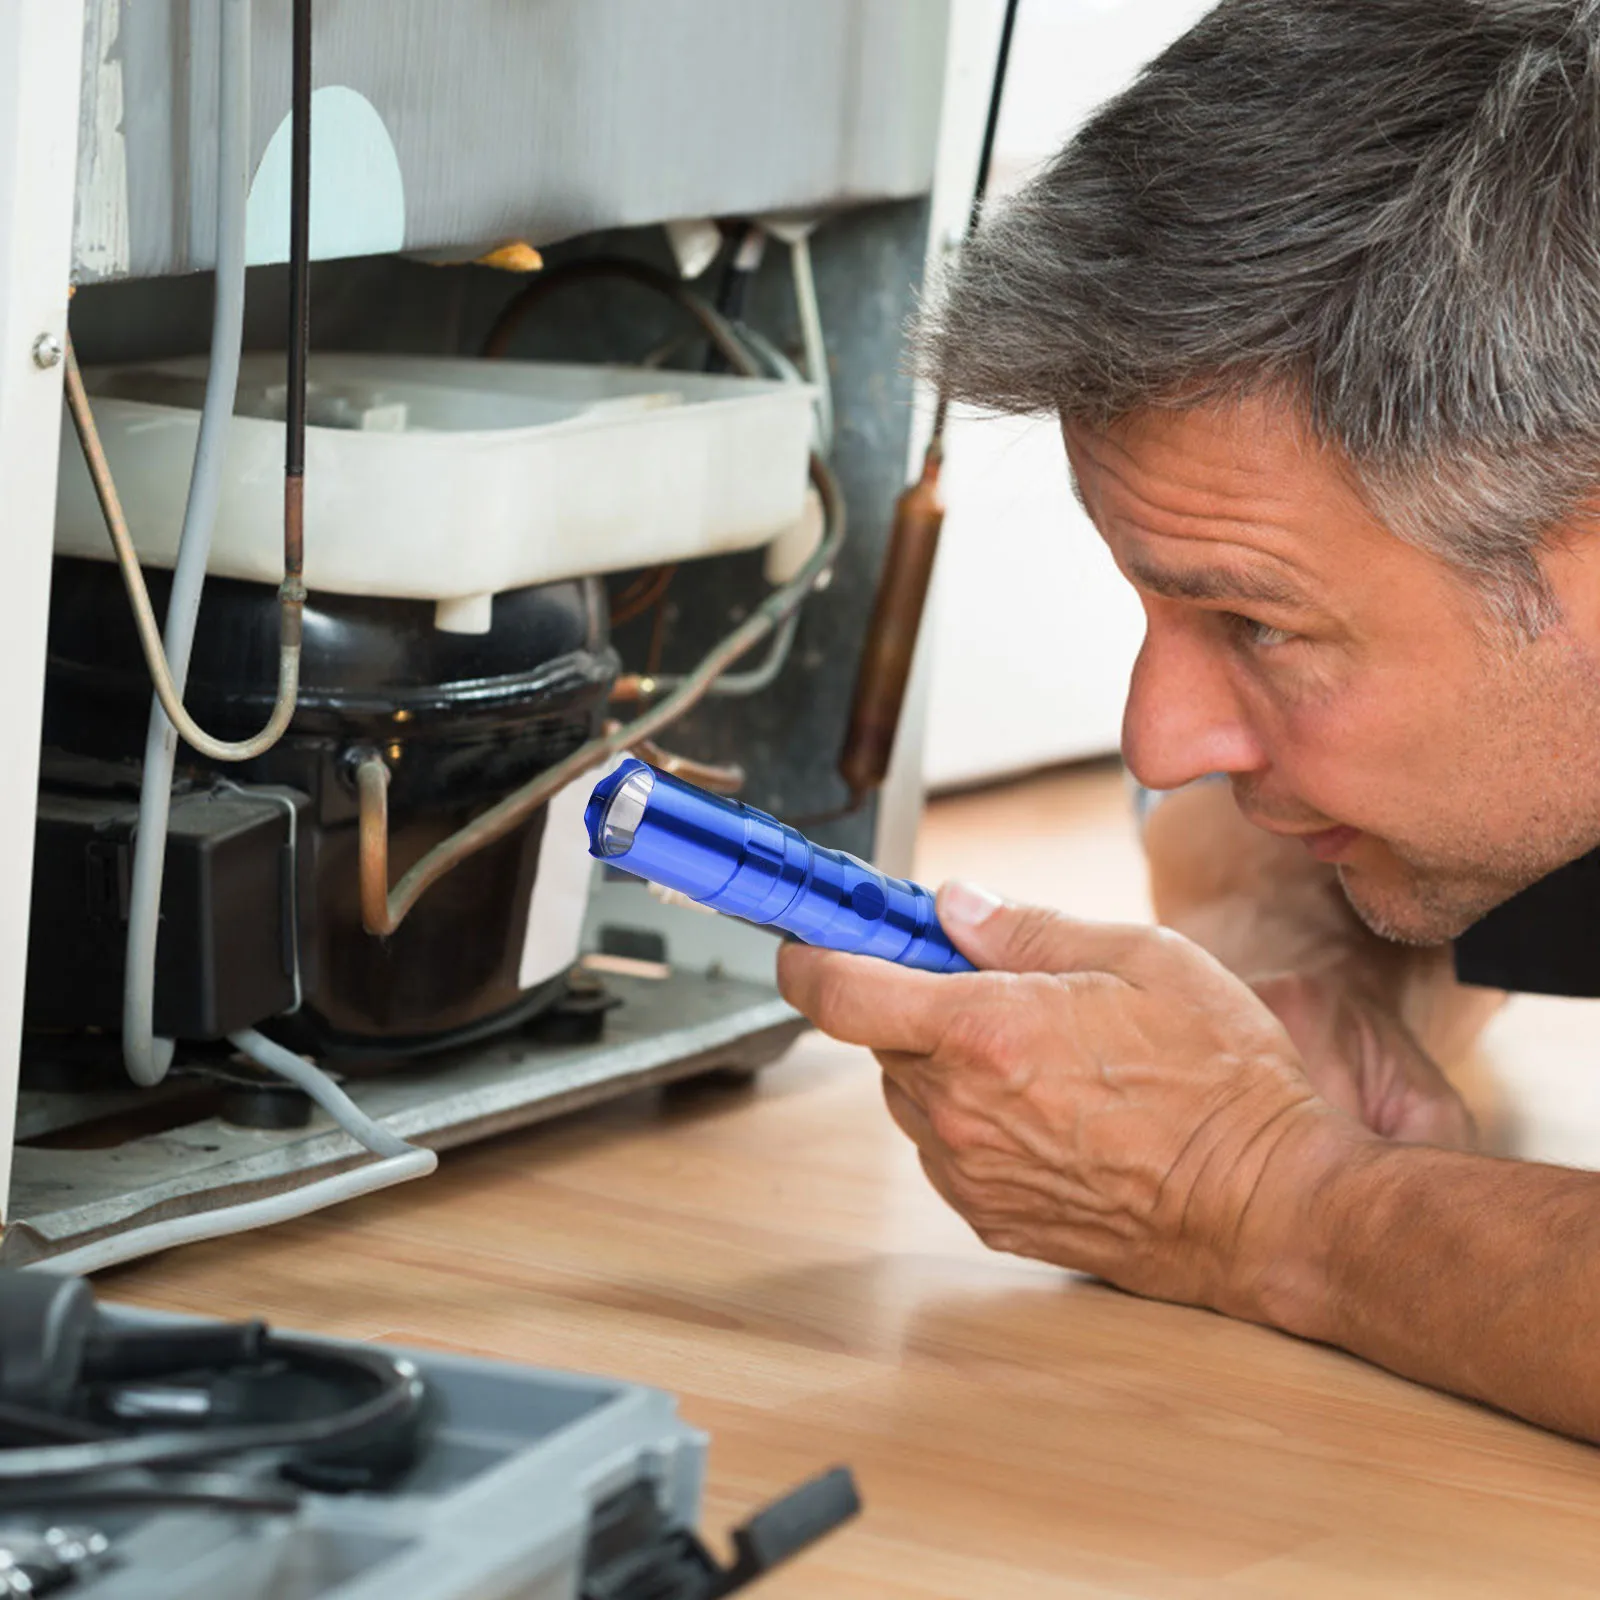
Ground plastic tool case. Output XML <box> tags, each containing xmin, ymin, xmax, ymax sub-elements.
<box><xmin>35</xmin><ymin>1304</ymin><xmax>857</xmax><ymax>1599</ymax></box>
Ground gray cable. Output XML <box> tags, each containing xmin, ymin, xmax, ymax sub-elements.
<box><xmin>646</xmin><ymin>320</ymin><xmax>816</xmax><ymax>699</ymax></box>
<box><xmin>122</xmin><ymin>0</ymin><xmax>252</xmax><ymax>1089</ymax></box>
<box><xmin>27</xmin><ymin>1152</ymin><xmax>435</xmax><ymax>1278</ymax></box>
<box><xmin>732</xmin><ymin>321</ymin><xmax>808</xmax><ymax>388</ymax></box>
<box><xmin>226</xmin><ymin>1029</ymin><xmax>418</xmax><ymax>1161</ymax></box>
<box><xmin>787</xmin><ymin>233</ymin><xmax>834</xmax><ymax>456</ymax></box>
<box><xmin>653</xmin><ymin>607</ymin><xmax>803</xmax><ymax>699</ymax></box>
<box><xmin>30</xmin><ymin>1031</ymin><xmax>436</xmax><ymax>1277</ymax></box>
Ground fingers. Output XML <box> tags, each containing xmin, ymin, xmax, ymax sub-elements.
<box><xmin>778</xmin><ymin>943</ymin><xmax>971</xmax><ymax>1055</ymax></box>
<box><xmin>1256</xmin><ymin>972</ymin><xmax>1479</xmax><ymax>1151</ymax></box>
<box><xmin>779</xmin><ymin>889</ymin><xmax>1195</xmax><ymax>1064</ymax></box>
<box><xmin>885</xmin><ymin>1072</ymin><xmax>1065</xmax><ymax>1261</ymax></box>
<box><xmin>915</xmin><ymin>1147</ymin><xmax>973</xmax><ymax>1227</ymax></box>
<box><xmin>883</xmin><ymin>1075</ymin><xmax>985</xmax><ymax>1227</ymax></box>
<box><xmin>936</xmin><ymin>882</ymin><xmax>1188</xmax><ymax>985</ymax></box>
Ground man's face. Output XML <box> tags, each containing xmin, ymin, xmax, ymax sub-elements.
<box><xmin>1064</xmin><ymin>397</ymin><xmax>1600</xmax><ymax>944</ymax></box>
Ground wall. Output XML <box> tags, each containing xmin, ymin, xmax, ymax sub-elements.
<box><xmin>921</xmin><ymin>0</ymin><xmax>1220</xmax><ymax>791</ymax></box>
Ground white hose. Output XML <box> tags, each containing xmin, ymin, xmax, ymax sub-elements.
<box><xmin>28</xmin><ymin>1153</ymin><xmax>435</xmax><ymax>1278</ymax></box>
<box><xmin>788</xmin><ymin>233</ymin><xmax>834</xmax><ymax>456</ymax></box>
<box><xmin>122</xmin><ymin>0</ymin><xmax>253</xmax><ymax>1088</ymax></box>
<box><xmin>29</xmin><ymin>1030</ymin><xmax>437</xmax><ymax>1277</ymax></box>
<box><xmin>226</xmin><ymin>1029</ymin><xmax>419</xmax><ymax>1161</ymax></box>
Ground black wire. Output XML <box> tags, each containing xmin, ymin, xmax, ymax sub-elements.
<box><xmin>285</xmin><ymin>0</ymin><xmax>312</xmax><ymax>479</ymax></box>
<box><xmin>481</xmin><ymin>256</ymin><xmax>761</xmax><ymax>378</ymax></box>
<box><xmin>0</xmin><ymin>1401</ymin><xmax>115</xmax><ymax>1448</ymax></box>
<box><xmin>706</xmin><ymin>222</ymin><xmax>762</xmax><ymax>373</ymax></box>
<box><xmin>0</xmin><ymin>1336</ymin><xmax>424</xmax><ymax>1483</ymax></box>
<box><xmin>969</xmin><ymin>0</ymin><xmax>1023</xmax><ymax>236</ymax></box>
<box><xmin>933</xmin><ymin>0</ymin><xmax>1023</xmax><ymax>443</ymax></box>
<box><xmin>83</xmin><ymin>1318</ymin><xmax>270</xmax><ymax>1383</ymax></box>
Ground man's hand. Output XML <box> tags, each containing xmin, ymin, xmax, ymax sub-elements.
<box><xmin>1249</xmin><ymin>971</ymin><xmax>1476</xmax><ymax>1150</ymax></box>
<box><xmin>777</xmin><ymin>883</ymin><xmax>1371</xmax><ymax>1326</ymax></box>
<box><xmin>783</xmin><ymin>881</ymin><xmax>1600</xmax><ymax>1444</ymax></box>
<box><xmin>1144</xmin><ymin>778</ymin><xmax>1500</xmax><ymax>1144</ymax></box>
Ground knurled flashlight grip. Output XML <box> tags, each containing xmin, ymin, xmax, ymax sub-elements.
<box><xmin>585</xmin><ymin>758</ymin><xmax>974</xmax><ymax>974</ymax></box>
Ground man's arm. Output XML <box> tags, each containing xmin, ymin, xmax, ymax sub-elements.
<box><xmin>1143</xmin><ymin>781</ymin><xmax>1502</xmax><ymax>1141</ymax></box>
<box><xmin>1286</xmin><ymin>1138</ymin><xmax>1600</xmax><ymax>1442</ymax></box>
<box><xmin>777</xmin><ymin>896</ymin><xmax>1600</xmax><ymax>1443</ymax></box>
<box><xmin>1144</xmin><ymin>781</ymin><xmax>1412</xmax><ymax>990</ymax></box>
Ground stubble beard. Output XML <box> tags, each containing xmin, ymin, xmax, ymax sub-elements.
<box><xmin>1333</xmin><ymin>608</ymin><xmax>1600</xmax><ymax>944</ymax></box>
<box><xmin>1334</xmin><ymin>853</ymin><xmax>1541</xmax><ymax>946</ymax></box>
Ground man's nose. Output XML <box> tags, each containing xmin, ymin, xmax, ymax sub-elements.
<box><xmin>1121</xmin><ymin>614</ymin><xmax>1265</xmax><ymax>791</ymax></box>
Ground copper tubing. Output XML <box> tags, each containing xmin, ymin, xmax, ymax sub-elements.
<box><xmin>819</xmin><ymin>0</ymin><xmax>1018</xmax><ymax>807</ymax></box>
<box><xmin>630</xmin><ymin>738</ymin><xmax>745</xmax><ymax>794</ymax></box>
<box><xmin>608</xmin><ymin>673</ymin><xmax>654</xmax><ymax>704</ymax></box>
<box><xmin>609</xmin><ymin>563</ymin><xmax>678</xmax><ymax>629</ymax></box>
<box><xmin>62</xmin><ymin>0</ymin><xmax>312</xmax><ymax>767</ymax></box>
<box><xmin>63</xmin><ymin>336</ymin><xmax>304</xmax><ymax>764</ymax></box>
<box><xmin>333</xmin><ymin>265</ymin><xmax>834</xmax><ymax>936</ymax></box>
<box><xmin>357</xmin><ymin>754</ymin><xmax>397</xmax><ymax>936</ymax></box>
<box><xmin>836</xmin><ymin>439</ymin><xmax>945</xmax><ymax>803</ymax></box>
<box><xmin>354</xmin><ymin>450</ymin><xmax>843</xmax><ymax>937</ymax></box>
<box><xmin>355</xmin><ymin>733</ymin><xmax>744</xmax><ymax>937</ymax></box>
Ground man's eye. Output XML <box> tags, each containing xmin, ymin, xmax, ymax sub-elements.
<box><xmin>1225</xmin><ymin>613</ymin><xmax>1296</xmax><ymax>649</ymax></box>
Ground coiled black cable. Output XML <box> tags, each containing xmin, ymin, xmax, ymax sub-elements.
<box><xmin>0</xmin><ymin>1325</ymin><xmax>426</xmax><ymax>1487</ymax></box>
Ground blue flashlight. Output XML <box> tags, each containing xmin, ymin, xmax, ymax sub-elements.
<box><xmin>585</xmin><ymin>759</ymin><xmax>974</xmax><ymax>974</ymax></box>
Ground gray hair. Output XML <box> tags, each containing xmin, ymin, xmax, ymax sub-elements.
<box><xmin>917</xmin><ymin>0</ymin><xmax>1600</xmax><ymax>630</ymax></box>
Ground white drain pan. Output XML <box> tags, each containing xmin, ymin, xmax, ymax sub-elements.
<box><xmin>55</xmin><ymin>353</ymin><xmax>815</xmax><ymax>604</ymax></box>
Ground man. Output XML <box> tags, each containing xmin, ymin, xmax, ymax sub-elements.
<box><xmin>778</xmin><ymin>0</ymin><xmax>1600</xmax><ymax>1442</ymax></box>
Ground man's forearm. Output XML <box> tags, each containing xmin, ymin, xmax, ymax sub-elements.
<box><xmin>1269</xmin><ymin>1138</ymin><xmax>1600</xmax><ymax>1440</ymax></box>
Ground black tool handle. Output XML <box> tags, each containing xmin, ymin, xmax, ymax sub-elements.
<box><xmin>714</xmin><ymin>1466</ymin><xmax>862</xmax><ymax>1595</ymax></box>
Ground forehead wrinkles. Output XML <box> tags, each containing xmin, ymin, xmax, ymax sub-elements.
<box><xmin>1069</xmin><ymin>417</ymin><xmax>1319</xmax><ymax>559</ymax></box>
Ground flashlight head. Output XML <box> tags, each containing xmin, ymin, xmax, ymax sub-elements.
<box><xmin>585</xmin><ymin>757</ymin><xmax>750</xmax><ymax>903</ymax></box>
<box><xmin>584</xmin><ymin>757</ymin><xmax>974</xmax><ymax>973</ymax></box>
<box><xmin>593</xmin><ymin>763</ymin><xmax>655</xmax><ymax>857</ymax></box>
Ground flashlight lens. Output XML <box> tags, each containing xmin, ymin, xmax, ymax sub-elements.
<box><xmin>600</xmin><ymin>766</ymin><xmax>655</xmax><ymax>856</ymax></box>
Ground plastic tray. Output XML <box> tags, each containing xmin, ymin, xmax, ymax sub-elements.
<box><xmin>54</xmin><ymin>354</ymin><xmax>815</xmax><ymax>619</ymax></box>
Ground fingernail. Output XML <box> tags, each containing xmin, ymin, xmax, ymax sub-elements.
<box><xmin>942</xmin><ymin>880</ymin><xmax>1003</xmax><ymax>928</ymax></box>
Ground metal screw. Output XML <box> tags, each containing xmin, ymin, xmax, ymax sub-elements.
<box><xmin>31</xmin><ymin>333</ymin><xmax>62</xmax><ymax>370</ymax></box>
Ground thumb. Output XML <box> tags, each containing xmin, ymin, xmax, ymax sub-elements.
<box><xmin>936</xmin><ymin>881</ymin><xmax>1154</xmax><ymax>976</ymax></box>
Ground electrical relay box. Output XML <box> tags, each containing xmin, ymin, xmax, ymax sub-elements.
<box><xmin>26</xmin><ymin>756</ymin><xmax>309</xmax><ymax>1041</ymax></box>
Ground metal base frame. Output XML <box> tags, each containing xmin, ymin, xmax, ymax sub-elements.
<box><xmin>2</xmin><ymin>969</ymin><xmax>803</xmax><ymax>1267</ymax></box>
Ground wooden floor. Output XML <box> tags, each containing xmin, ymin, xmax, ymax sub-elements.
<box><xmin>108</xmin><ymin>765</ymin><xmax>1600</xmax><ymax>1597</ymax></box>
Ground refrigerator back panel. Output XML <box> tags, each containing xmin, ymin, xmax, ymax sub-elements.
<box><xmin>72</xmin><ymin>0</ymin><xmax>950</xmax><ymax>282</ymax></box>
